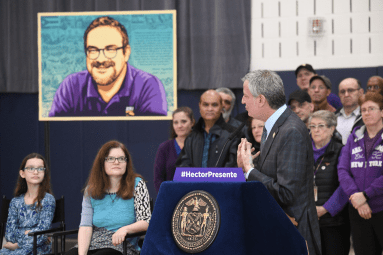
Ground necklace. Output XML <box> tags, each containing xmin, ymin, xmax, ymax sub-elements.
<box><xmin>107</xmin><ymin>191</ymin><xmax>118</xmax><ymax>203</ymax></box>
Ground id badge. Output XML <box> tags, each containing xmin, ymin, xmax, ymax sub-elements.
<box><xmin>314</xmin><ymin>185</ymin><xmax>318</xmax><ymax>202</ymax></box>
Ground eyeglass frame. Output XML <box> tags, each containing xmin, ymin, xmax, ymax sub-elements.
<box><xmin>24</xmin><ymin>167</ymin><xmax>46</xmax><ymax>173</ymax></box>
<box><xmin>105</xmin><ymin>156</ymin><xmax>128</xmax><ymax>163</ymax></box>
<box><xmin>86</xmin><ymin>45</ymin><xmax>125</xmax><ymax>60</ymax></box>
<box><xmin>308</xmin><ymin>124</ymin><xmax>328</xmax><ymax>131</ymax></box>
<box><xmin>367</xmin><ymin>85</ymin><xmax>380</xmax><ymax>91</ymax></box>
<box><xmin>361</xmin><ymin>106</ymin><xmax>381</xmax><ymax>114</ymax></box>
<box><xmin>339</xmin><ymin>88</ymin><xmax>360</xmax><ymax>95</ymax></box>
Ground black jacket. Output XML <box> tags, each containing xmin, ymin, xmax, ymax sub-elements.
<box><xmin>176</xmin><ymin>115</ymin><xmax>242</xmax><ymax>167</ymax></box>
<box><xmin>314</xmin><ymin>136</ymin><xmax>349</xmax><ymax>227</ymax></box>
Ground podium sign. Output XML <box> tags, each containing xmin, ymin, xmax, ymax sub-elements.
<box><xmin>173</xmin><ymin>167</ymin><xmax>245</xmax><ymax>182</ymax></box>
<box><xmin>141</xmin><ymin>182</ymin><xmax>308</xmax><ymax>255</ymax></box>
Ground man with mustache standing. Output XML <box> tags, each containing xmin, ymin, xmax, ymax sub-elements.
<box><xmin>49</xmin><ymin>16</ymin><xmax>167</xmax><ymax>117</ymax></box>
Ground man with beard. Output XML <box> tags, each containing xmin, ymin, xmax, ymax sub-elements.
<box><xmin>49</xmin><ymin>16</ymin><xmax>167</xmax><ymax>117</ymax></box>
<box><xmin>215</xmin><ymin>88</ymin><xmax>243</xmax><ymax>127</ymax></box>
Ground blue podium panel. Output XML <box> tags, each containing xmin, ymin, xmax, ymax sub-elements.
<box><xmin>141</xmin><ymin>182</ymin><xmax>308</xmax><ymax>255</ymax></box>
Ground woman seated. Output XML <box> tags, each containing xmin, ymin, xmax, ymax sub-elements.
<box><xmin>0</xmin><ymin>153</ymin><xmax>55</xmax><ymax>255</ymax></box>
<box><xmin>338</xmin><ymin>92</ymin><xmax>383</xmax><ymax>255</ymax></box>
<box><xmin>308</xmin><ymin>111</ymin><xmax>350</xmax><ymax>255</ymax></box>
<box><xmin>66</xmin><ymin>141</ymin><xmax>151</xmax><ymax>255</ymax></box>
<box><xmin>154</xmin><ymin>107</ymin><xmax>195</xmax><ymax>194</ymax></box>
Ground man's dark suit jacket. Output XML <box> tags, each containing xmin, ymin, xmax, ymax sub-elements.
<box><xmin>248</xmin><ymin>107</ymin><xmax>321</xmax><ymax>255</ymax></box>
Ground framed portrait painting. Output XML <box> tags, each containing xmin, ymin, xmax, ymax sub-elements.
<box><xmin>38</xmin><ymin>10</ymin><xmax>176</xmax><ymax>121</ymax></box>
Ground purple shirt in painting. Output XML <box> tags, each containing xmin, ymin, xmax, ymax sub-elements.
<box><xmin>49</xmin><ymin>63</ymin><xmax>167</xmax><ymax>117</ymax></box>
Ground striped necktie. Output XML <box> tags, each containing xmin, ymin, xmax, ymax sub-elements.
<box><xmin>260</xmin><ymin>126</ymin><xmax>267</xmax><ymax>151</ymax></box>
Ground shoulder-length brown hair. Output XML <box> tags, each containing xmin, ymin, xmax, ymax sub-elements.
<box><xmin>15</xmin><ymin>153</ymin><xmax>53</xmax><ymax>208</ymax></box>
<box><xmin>85</xmin><ymin>140</ymin><xmax>142</xmax><ymax>200</ymax></box>
<box><xmin>170</xmin><ymin>107</ymin><xmax>195</xmax><ymax>139</ymax></box>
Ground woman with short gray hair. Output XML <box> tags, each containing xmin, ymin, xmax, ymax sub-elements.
<box><xmin>308</xmin><ymin>110</ymin><xmax>350</xmax><ymax>255</ymax></box>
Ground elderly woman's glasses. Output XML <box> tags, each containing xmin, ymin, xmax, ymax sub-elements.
<box><xmin>105</xmin><ymin>156</ymin><xmax>127</xmax><ymax>163</ymax></box>
<box><xmin>86</xmin><ymin>46</ymin><xmax>124</xmax><ymax>60</ymax></box>
<box><xmin>308</xmin><ymin>124</ymin><xmax>327</xmax><ymax>131</ymax></box>
<box><xmin>24</xmin><ymin>167</ymin><xmax>46</xmax><ymax>173</ymax></box>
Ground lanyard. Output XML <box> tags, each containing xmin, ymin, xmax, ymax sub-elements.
<box><xmin>314</xmin><ymin>156</ymin><xmax>325</xmax><ymax>186</ymax></box>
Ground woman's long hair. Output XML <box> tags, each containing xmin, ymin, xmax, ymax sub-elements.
<box><xmin>15</xmin><ymin>153</ymin><xmax>53</xmax><ymax>208</ymax></box>
<box><xmin>85</xmin><ymin>140</ymin><xmax>142</xmax><ymax>200</ymax></box>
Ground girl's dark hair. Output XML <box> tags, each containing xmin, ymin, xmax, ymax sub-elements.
<box><xmin>170</xmin><ymin>107</ymin><xmax>195</xmax><ymax>139</ymax></box>
<box><xmin>15</xmin><ymin>153</ymin><xmax>53</xmax><ymax>208</ymax></box>
<box><xmin>85</xmin><ymin>140</ymin><xmax>142</xmax><ymax>200</ymax></box>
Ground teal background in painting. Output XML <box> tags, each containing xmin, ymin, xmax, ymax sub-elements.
<box><xmin>40</xmin><ymin>13</ymin><xmax>174</xmax><ymax>118</ymax></box>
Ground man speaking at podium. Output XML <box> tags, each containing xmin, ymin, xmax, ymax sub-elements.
<box><xmin>238</xmin><ymin>70</ymin><xmax>321</xmax><ymax>255</ymax></box>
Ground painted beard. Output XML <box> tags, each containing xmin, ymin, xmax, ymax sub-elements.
<box><xmin>222</xmin><ymin>108</ymin><xmax>231</xmax><ymax>121</ymax></box>
<box><xmin>90</xmin><ymin>60</ymin><xmax>117</xmax><ymax>86</ymax></box>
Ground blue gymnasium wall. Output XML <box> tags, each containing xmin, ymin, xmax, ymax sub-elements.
<box><xmin>0</xmin><ymin>66</ymin><xmax>382</xmax><ymax>230</ymax></box>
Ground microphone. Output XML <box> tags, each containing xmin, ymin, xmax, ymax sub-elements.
<box><xmin>227</xmin><ymin>121</ymin><xmax>246</xmax><ymax>140</ymax></box>
<box><xmin>214</xmin><ymin>121</ymin><xmax>246</xmax><ymax>167</ymax></box>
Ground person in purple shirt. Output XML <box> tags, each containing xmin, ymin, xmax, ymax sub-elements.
<box><xmin>295</xmin><ymin>64</ymin><xmax>342</xmax><ymax>110</ymax></box>
<box><xmin>308</xmin><ymin>111</ymin><xmax>350</xmax><ymax>255</ymax></box>
<box><xmin>153</xmin><ymin>107</ymin><xmax>195</xmax><ymax>193</ymax></box>
<box><xmin>49</xmin><ymin>16</ymin><xmax>167</xmax><ymax>117</ymax></box>
<box><xmin>338</xmin><ymin>92</ymin><xmax>383</xmax><ymax>255</ymax></box>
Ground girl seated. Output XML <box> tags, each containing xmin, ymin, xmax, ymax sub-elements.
<box><xmin>0</xmin><ymin>153</ymin><xmax>55</xmax><ymax>255</ymax></box>
<box><xmin>66</xmin><ymin>140</ymin><xmax>151</xmax><ymax>255</ymax></box>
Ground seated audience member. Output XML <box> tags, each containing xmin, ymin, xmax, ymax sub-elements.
<box><xmin>288</xmin><ymin>89</ymin><xmax>314</xmax><ymax>128</ymax></box>
<box><xmin>295</xmin><ymin>64</ymin><xmax>342</xmax><ymax>109</ymax></box>
<box><xmin>0</xmin><ymin>153</ymin><xmax>55</xmax><ymax>255</ymax></box>
<box><xmin>153</xmin><ymin>107</ymin><xmax>195</xmax><ymax>194</ymax></box>
<box><xmin>176</xmin><ymin>90</ymin><xmax>240</xmax><ymax>168</ymax></box>
<box><xmin>337</xmin><ymin>92</ymin><xmax>383</xmax><ymax>255</ymax></box>
<box><xmin>215</xmin><ymin>87</ymin><xmax>243</xmax><ymax>127</ymax></box>
<box><xmin>366</xmin><ymin>76</ymin><xmax>383</xmax><ymax>96</ymax></box>
<box><xmin>308</xmin><ymin>75</ymin><xmax>336</xmax><ymax>113</ymax></box>
<box><xmin>308</xmin><ymin>111</ymin><xmax>350</xmax><ymax>255</ymax></box>
<box><xmin>335</xmin><ymin>78</ymin><xmax>364</xmax><ymax>145</ymax></box>
<box><xmin>65</xmin><ymin>141</ymin><xmax>151</xmax><ymax>255</ymax></box>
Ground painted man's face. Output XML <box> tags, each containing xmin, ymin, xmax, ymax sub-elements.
<box><xmin>86</xmin><ymin>26</ymin><xmax>130</xmax><ymax>86</ymax></box>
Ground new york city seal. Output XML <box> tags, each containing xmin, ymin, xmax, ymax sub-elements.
<box><xmin>171</xmin><ymin>190</ymin><xmax>220</xmax><ymax>253</ymax></box>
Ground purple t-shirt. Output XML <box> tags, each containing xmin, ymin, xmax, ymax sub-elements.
<box><xmin>49</xmin><ymin>63</ymin><xmax>167</xmax><ymax>117</ymax></box>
